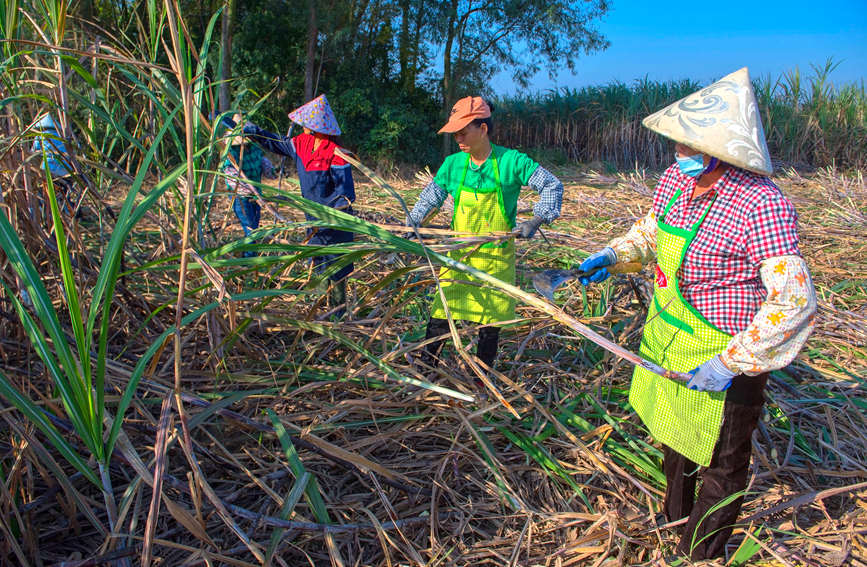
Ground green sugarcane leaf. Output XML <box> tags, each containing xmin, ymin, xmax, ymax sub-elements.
<box><xmin>729</xmin><ymin>525</ymin><xmax>764</xmax><ymax>566</ymax></box>
<box><xmin>0</xmin><ymin>370</ymin><xmax>100</xmax><ymax>487</ymax></box>
<box><xmin>1</xmin><ymin>281</ymin><xmax>101</xmax><ymax>457</ymax></box>
<box><xmin>90</xmin><ymin>108</ymin><xmax>180</xmax><ymax>436</ymax></box>
<box><xmin>499</xmin><ymin>426</ymin><xmax>592</xmax><ymax>509</ymax></box>
<box><xmin>266</xmin><ymin>410</ymin><xmax>332</xmax><ymax>524</ymax></box>
<box><xmin>266</xmin><ymin>471</ymin><xmax>310</xmax><ymax>562</ymax></box>
<box><xmin>44</xmin><ymin>164</ymin><xmax>97</xmax><ymax>453</ymax></box>
<box><xmin>0</xmin><ymin>211</ymin><xmax>92</xmax><ymax>432</ymax></box>
<box><xmin>272</xmin><ymin>319</ymin><xmax>473</xmax><ymax>402</ymax></box>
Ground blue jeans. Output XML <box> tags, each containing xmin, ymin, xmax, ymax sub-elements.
<box><xmin>233</xmin><ymin>196</ymin><xmax>261</xmax><ymax>257</ymax></box>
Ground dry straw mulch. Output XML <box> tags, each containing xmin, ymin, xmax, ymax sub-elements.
<box><xmin>1</xmin><ymin>164</ymin><xmax>865</xmax><ymax>566</ymax></box>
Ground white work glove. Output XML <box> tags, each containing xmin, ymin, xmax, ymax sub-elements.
<box><xmin>687</xmin><ymin>355</ymin><xmax>736</xmax><ymax>392</ymax></box>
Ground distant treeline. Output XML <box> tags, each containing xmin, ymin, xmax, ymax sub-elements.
<box><xmin>494</xmin><ymin>61</ymin><xmax>867</xmax><ymax>171</ymax></box>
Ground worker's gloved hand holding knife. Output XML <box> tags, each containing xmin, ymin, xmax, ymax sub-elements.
<box><xmin>515</xmin><ymin>215</ymin><xmax>545</xmax><ymax>239</ymax></box>
<box><xmin>687</xmin><ymin>356</ymin><xmax>736</xmax><ymax>391</ymax></box>
<box><xmin>532</xmin><ymin>247</ymin><xmax>642</xmax><ymax>301</ymax></box>
<box><xmin>575</xmin><ymin>247</ymin><xmax>618</xmax><ymax>284</ymax></box>
<box><xmin>578</xmin><ymin>246</ymin><xmax>736</xmax><ymax>391</ymax></box>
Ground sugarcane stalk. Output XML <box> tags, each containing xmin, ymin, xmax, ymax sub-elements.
<box><xmin>335</xmin><ymin>148</ymin><xmax>691</xmax><ymax>383</ymax></box>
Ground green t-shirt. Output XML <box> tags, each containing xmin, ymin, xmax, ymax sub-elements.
<box><xmin>225</xmin><ymin>143</ymin><xmax>264</xmax><ymax>182</ymax></box>
<box><xmin>433</xmin><ymin>144</ymin><xmax>539</xmax><ymax>224</ymax></box>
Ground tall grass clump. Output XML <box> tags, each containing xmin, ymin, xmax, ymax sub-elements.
<box><xmin>495</xmin><ymin>78</ymin><xmax>702</xmax><ymax>168</ymax></box>
<box><xmin>497</xmin><ymin>61</ymin><xmax>867</xmax><ymax>171</ymax></box>
<box><xmin>757</xmin><ymin>59</ymin><xmax>867</xmax><ymax>169</ymax></box>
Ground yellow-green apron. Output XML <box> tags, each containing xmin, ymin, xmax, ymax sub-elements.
<box><xmin>629</xmin><ymin>188</ymin><xmax>732</xmax><ymax>466</ymax></box>
<box><xmin>430</xmin><ymin>151</ymin><xmax>516</xmax><ymax>325</ymax></box>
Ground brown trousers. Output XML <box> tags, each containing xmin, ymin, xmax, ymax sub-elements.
<box><xmin>664</xmin><ymin>373</ymin><xmax>768</xmax><ymax>560</ymax></box>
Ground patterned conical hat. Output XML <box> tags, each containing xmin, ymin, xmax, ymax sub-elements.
<box><xmin>288</xmin><ymin>94</ymin><xmax>341</xmax><ymax>136</ymax></box>
<box><xmin>642</xmin><ymin>67</ymin><xmax>772</xmax><ymax>175</ymax></box>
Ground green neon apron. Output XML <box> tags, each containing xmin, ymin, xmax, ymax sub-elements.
<box><xmin>629</xmin><ymin>188</ymin><xmax>732</xmax><ymax>467</ymax></box>
<box><xmin>430</xmin><ymin>150</ymin><xmax>516</xmax><ymax>324</ymax></box>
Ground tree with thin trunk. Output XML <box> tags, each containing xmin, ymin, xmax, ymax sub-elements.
<box><xmin>219</xmin><ymin>0</ymin><xmax>235</xmax><ymax>111</ymax></box>
<box><xmin>304</xmin><ymin>0</ymin><xmax>318</xmax><ymax>101</ymax></box>
<box><xmin>432</xmin><ymin>0</ymin><xmax>610</xmax><ymax>154</ymax></box>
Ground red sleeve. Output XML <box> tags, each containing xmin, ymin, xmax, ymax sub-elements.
<box><xmin>330</xmin><ymin>148</ymin><xmax>347</xmax><ymax>167</ymax></box>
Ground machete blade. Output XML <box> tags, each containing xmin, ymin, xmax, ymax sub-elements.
<box><xmin>532</xmin><ymin>269</ymin><xmax>582</xmax><ymax>301</ymax></box>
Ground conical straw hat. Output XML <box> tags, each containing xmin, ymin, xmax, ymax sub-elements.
<box><xmin>288</xmin><ymin>94</ymin><xmax>341</xmax><ymax>136</ymax></box>
<box><xmin>642</xmin><ymin>67</ymin><xmax>772</xmax><ymax>175</ymax></box>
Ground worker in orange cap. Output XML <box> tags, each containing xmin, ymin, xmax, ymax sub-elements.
<box><xmin>408</xmin><ymin>96</ymin><xmax>564</xmax><ymax>384</ymax></box>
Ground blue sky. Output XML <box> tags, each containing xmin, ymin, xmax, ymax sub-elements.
<box><xmin>492</xmin><ymin>0</ymin><xmax>867</xmax><ymax>94</ymax></box>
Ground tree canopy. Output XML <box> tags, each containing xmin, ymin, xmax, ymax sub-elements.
<box><xmin>80</xmin><ymin>0</ymin><xmax>609</xmax><ymax>163</ymax></box>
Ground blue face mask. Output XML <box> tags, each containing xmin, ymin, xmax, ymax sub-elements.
<box><xmin>675</xmin><ymin>153</ymin><xmax>706</xmax><ymax>178</ymax></box>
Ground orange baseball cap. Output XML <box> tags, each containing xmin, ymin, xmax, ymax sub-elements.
<box><xmin>438</xmin><ymin>96</ymin><xmax>491</xmax><ymax>134</ymax></box>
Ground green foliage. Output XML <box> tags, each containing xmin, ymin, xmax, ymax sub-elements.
<box><xmin>755</xmin><ymin>59</ymin><xmax>867</xmax><ymax>169</ymax></box>
<box><xmin>0</xmin><ymin>116</ymin><xmax>180</xmax><ymax>487</ymax></box>
<box><xmin>729</xmin><ymin>526</ymin><xmax>764</xmax><ymax>566</ymax></box>
<box><xmin>228</xmin><ymin>0</ymin><xmax>442</xmax><ymax>165</ymax></box>
<box><xmin>332</xmin><ymin>85</ymin><xmax>441</xmax><ymax>165</ymax></box>
<box><xmin>496</xmin><ymin>64</ymin><xmax>867</xmax><ymax>170</ymax></box>
<box><xmin>434</xmin><ymin>0</ymin><xmax>609</xmax><ymax>99</ymax></box>
<box><xmin>230</xmin><ymin>0</ymin><xmax>305</xmax><ymax>122</ymax></box>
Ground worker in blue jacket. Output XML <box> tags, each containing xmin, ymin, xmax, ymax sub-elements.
<box><xmin>227</xmin><ymin>95</ymin><xmax>355</xmax><ymax>313</ymax></box>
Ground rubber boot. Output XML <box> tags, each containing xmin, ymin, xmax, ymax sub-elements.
<box><xmin>418</xmin><ymin>317</ymin><xmax>449</xmax><ymax>372</ymax></box>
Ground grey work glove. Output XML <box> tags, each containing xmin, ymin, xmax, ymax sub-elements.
<box><xmin>516</xmin><ymin>215</ymin><xmax>545</xmax><ymax>239</ymax></box>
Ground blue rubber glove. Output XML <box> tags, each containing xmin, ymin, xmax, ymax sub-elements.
<box><xmin>687</xmin><ymin>355</ymin><xmax>736</xmax><ymax>392</ymax></box>
<box><xmin>577</xmin><ymin>247</ymin><xmax>617</xmax><ymax>285</ymax></box>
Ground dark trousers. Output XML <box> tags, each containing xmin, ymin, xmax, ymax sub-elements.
<box><xmin>233</xmin><ymin>196</ymin><xmax>261</xmax><ymax>258</ymax></box>
<box><xmin>422</xmin><ymin>317</ymin><xmax>500</xmax><ymax>370</ymax></box>
<box><xmin>664</xmin><ymin>373</ymin><xmax>768</xmax><ymax>560</ymax></box>
<box><xmin>306</xmin><ymin>209</ymin><xmax>354</xmax><ymax>282</ymax></box>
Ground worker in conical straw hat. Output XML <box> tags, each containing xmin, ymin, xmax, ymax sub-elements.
<box><xmin>578</xmin><ymin>68</ymin><xmax>817</xmax><ymax>562</ymax></box>
<box><xmin>231</xmin><ymin>94</ymin><xmax>355</xmax><ymax>314</ymax></box>
<box><xmin>32</xmin><ymin>113</ymin><xmax>78</xmax><ymax>215</ymax></box>
<box><xmin>407</xmin><ymin>96</ymin><xmax>564</xmax><ymax>386</ymax></box>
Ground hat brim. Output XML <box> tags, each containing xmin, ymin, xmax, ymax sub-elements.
<box><xmin>289</xmin><ymin>117</ymin><xmax>341</xmax><ymax>136</ymax></box>
<box><xmin>437</xmin><ymin>115</ymin><xmax>475</xmax><ymax>134</ymax></box>
<box><xmin>643</xmin><ymin>122</ymin><xmax>773</xmax><ymax>176</ymax></box>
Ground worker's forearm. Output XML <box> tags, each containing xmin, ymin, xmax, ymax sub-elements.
<box><xmin>721</xmin><ymin>255</ymin><xmax>817</xmax><ymax>375</ymax></box>
<box><xmin>528</xmin><ymin>166</ymin><xmax>563</xmax><ymax>223</ymax></box>
<box><xmin>408</xmin><ymin>180</ymin><xmax>448</xmax><ymax>225</ymax></box>
<box><xmin>608</xmin><ymin>211</ymin><xmax>657</xmax><ymax>263</ymax></box>
<box><xmin>242</xmin><ymin>123</ymin><xmax>294</xmax><ymax>157</ymax></box>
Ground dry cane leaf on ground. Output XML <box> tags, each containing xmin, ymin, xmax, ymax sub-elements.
<box><xmin>1</xmin><ymin>154</ymin><xmax>864</xmax><ymax>566</ymax></box>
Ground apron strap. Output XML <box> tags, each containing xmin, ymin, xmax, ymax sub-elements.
<box><xmin>660</xmin><ymin>187</ymin><xmax>718</xmax><ymax>233</ymax></box>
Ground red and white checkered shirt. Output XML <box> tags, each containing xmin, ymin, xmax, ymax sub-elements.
<box><xmin>635</xmin><ymin>165</ymin><xmax>801</xmax><ymax>336</ymax></box>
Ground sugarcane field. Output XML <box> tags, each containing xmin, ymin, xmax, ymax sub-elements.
<box><xmin>1</xmin><ymin>0</ymin><xmax>866</xmax><ymax>566</ymax></box>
